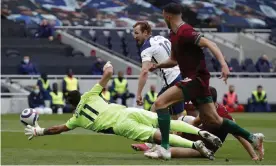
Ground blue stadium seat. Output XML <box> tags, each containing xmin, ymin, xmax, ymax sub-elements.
<box><xmin>246</xmin><ymin>64</ymin><xmax>257</xmax><ymax>72</ymax></box>
<box><xmin>230</xmin><ymin>58</ymin><xmax>239</xmax><ymax>67</ymax></box>
<box><xmin>244</xmin><ymin>58</ymin><xmax>254</xmax><ymax>66</ymax></box>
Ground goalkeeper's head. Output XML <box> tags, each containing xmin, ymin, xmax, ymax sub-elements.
<box><xmin>67</xmin><ymin>90</ymin><xmax>81</xmax><ymax>107</ymax></box>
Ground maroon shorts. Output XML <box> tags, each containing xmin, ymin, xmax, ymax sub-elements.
<box><xmin>175</xmin><ymin>77</ymin><xmax>212</xmax><ymax>105</ymax></box>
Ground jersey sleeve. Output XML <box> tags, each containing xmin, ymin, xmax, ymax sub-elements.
<box><xmin>65</xmin><ymin>115</ymin><xmax>79</xmax><ymax>129</ymax></box>
<box><xmin>141</xmin><ymin>47</ymin><xmax>155</xmax><ymax>62</ymax></box>
<box><xmin>86</xmin><ymin>83</ymin><xmax>104</xmax><ymax>96</ymax></box>
<box><xmin>180</xmin><ymin>28</ymin><xmax>203</xmax><ymax>45</ymax></box>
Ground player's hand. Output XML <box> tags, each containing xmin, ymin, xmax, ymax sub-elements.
<box><xmin>149</xmin><ymin>63</ymin><xmax>158</xmax><ymax>72</ymax></box>
<box><xmin>24</xmin><ymin>124</ymin><xmax>44</xmax><ymax>140</ymax></box>
<box><xmin>252</xmin><ymin>156</ymin><xmax>259</xmax><ymax>161</ymax></box>
<box><xmin>136</xmin><ymin>94</ymin><xmax>143</xmax><ymax>106</ymax></box>
<box><xmin>103</xmin><ymin>61</ymin><xmax>113</xmax><ymax>71</ymax></box>
<box><xmin>220</xmin><ymin>64</ymin><xmax>230</xmax><ymax>84</ymax></box>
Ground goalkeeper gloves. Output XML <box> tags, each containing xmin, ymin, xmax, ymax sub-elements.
<box><xmin>24</xmin><ymin>122</ymin><xmax>45</xmax><ymax>140</ymax></box>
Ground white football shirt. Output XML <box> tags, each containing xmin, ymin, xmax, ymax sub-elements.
<box><xmin>140</xmin><ymin>36</ymin><xmax>180</xmax><ymax>87</ymax></box>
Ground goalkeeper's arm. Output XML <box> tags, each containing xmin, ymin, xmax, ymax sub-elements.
<box><xmin>25</xmin><ymin>123</ymin><xmax>71</xmax><ymax>140</ymax></box>
<box><xmin>43</xmin><ymin>124</ymin><xmax>71</xmax><ymax>135</ymax></box>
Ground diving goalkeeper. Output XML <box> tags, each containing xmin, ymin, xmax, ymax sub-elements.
<box><xmin>24</xmin><ymin>61</ymin><xmax>222</xmax><ymax>160</ymax></box>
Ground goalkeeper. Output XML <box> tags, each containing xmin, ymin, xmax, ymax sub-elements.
<box><xmin>24</xmin><ymin>61</ymin><xmax>222</xmax><ymax>160</ymax></box>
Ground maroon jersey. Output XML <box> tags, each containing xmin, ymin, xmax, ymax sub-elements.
<box><xmin>170</xmin><ymin>23</ymin><xmax>210</xmax><ymax>81</ymax></box>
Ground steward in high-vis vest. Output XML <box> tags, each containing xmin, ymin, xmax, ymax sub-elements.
<box><xmin>50</xmin><ymin>83</ymin><xmax>65</xmax><ymax>114</ymax></box>
<box><xmin>37</xmin><ymin>73</ymin><xmax>51</xmax><ymax>100</ymax></box>
<box><xmin>144</xmin><ymin>90</ymin><xmax>158</xmax><ymax>111</ymax></box>
<box><xmin>111</xmin><ymin>71</ymin><xmax>135</xmax><ymax>106</ymax></box>
<box><xmin>62</xmin><ymin>69</ymin><xmax>79</xmax><ymax>97</ymax></box>
<box><xmin>248</xmin><ymin>85</ymin><xmax>271</xmax><ymax>112</ymax></box>
<box><xmin>223</xmin><ymin>85</ymin><xmax>244</xmax><ymax>112</ymax></box>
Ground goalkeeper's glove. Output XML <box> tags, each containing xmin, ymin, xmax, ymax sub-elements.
<box><xmin>103</xmin><ymin>61</ymin><xmax>113</xmax><ymax>71</ymax></box>
<box><xmin>24</xmin><ymin>122</ymin><xmax>45</xmax><ymax>140</ymax></box>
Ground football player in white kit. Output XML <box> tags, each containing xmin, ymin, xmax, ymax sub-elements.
<box><xmin>133</xmin><ymin>21</ymin><xmax>184</xmax><ymax>119</ymax></box>
<box><xmin>131</xmin><ymin>21</ymin><xmax>186</xmax><ymax>152</ymax></box>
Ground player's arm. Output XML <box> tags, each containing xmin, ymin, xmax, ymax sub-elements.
<box><xmin>234</xmin><ymin>135</ymin><xmax>259</xmax><ymax>160</ymax></box>
<box><xmin>98</xmin><ymin>61</ymin><xmax>113</xmax><ymax>88</ymax></box>
<box><xmin>136</xmin><ymin>61</ymin><xmax>151</xmax><ymax>105</ymax></box>
<box><xmin>43</xmin><ymin>125</ymin><xmax>70</xmax><ymax>135</ymax></box>
<box><xmin>24</xmin><ymin>122</ymin><xmax>71</xmax><ymax>140</ymax></box>
<box><xmin>198</xmin><ymin>37</ymin><xmax>229</xmax><ymax>83</ymax></box>
<box><xmin>154</xmin><ymin>50</ymin><xmax>177</xmax><ymax>70</ymax></box>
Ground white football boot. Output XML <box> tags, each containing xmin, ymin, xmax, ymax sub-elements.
<box><xmin>144</xmin><ymin>145</ymin><xmax>171</xmax><ymax>160</ymax></box>
<box><xmin>251</xmin><ymin>133</ymin><xmax>265</xmax><ymax>160</ymax></box>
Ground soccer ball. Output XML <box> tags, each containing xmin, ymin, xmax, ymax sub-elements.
<box><xmin>20</xmin><ymin>108</ymin><xmax>39</xmax><ymax>126</ymax></box>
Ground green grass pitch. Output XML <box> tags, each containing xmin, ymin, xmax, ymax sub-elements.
<box><xmin>1</xmin><ymin>113</ymin><xmax>276</xmax><ymax>165</ymax></box>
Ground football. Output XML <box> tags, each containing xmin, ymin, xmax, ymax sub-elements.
<box><xmin>20</xmin><ymin>108</ymin><xmax>39</xmax><ymax>126</ymax></box>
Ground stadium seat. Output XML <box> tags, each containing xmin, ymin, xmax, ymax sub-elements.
<box><xmin>246</xmin><ymin>64</ymin><xmax>258</xmax><ymax>72</ymax></box>
<box><xmin>230</xmin><ymin>58</ymin><xmax>239</xmax><ymax>67</ymax></box>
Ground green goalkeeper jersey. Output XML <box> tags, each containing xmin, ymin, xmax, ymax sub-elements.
<box><xmin>65</xmin><ymin>83</ymin><xmax>126</xmax><ymax>133</ymax></box>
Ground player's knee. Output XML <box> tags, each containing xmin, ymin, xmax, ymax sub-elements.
<box><xmin>154</xmin><ymin>99</ymin><xmax>166</xmax><ymax>109</ymax></box>
<box><xmin>152</xmin><ymin>130</ymin><xmax>161</xmax><ymax>144</ymax></box>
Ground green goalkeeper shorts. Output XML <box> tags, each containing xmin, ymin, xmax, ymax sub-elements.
<box><xmin>113</xmin><ymin>107</ymin><xmax>158</xmax><ymax>142</ymax></box>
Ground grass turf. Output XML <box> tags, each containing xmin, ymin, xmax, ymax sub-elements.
<box><xmin>1</xmin><ymin>113</ymin><xmax>276</xmax><ymax>165</ymax></box>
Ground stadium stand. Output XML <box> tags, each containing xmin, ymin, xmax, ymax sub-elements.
<box><xmin>1</xmin><ymin>18</ymin><xmax>98</xmax><ymax>75</ymax></box>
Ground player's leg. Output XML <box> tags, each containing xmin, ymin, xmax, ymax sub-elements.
<box><xmin>152</xmin><ymin>85</ymin><xmax>184</xmax><ymax>150</ymax></box>
<box><xmin>198</xmin><ymin>93</ymin><xmax>264</xmax><ymax>159</ymax></box>
<box><xmin>170</xmin><ymin>147</ymin><xmax>201</xmax><ymax>158</ymax></box>
<box><xmin>146</xmin><ymin>130</ymin><xmax>214</xmax><ymax>159</ymax></box>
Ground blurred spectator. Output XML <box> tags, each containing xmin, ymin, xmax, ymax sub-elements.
<box><xmin>37</xmin><ymin>73</ymin><xmax>51</xmax><ymax>101</ymax></box>
<box><xmin>101</xmin><ymin>86</ymin><xmax>111</xmax><ymax>102</ymax></box>
<box><xmin>62</xmin><ymin>68</ymin><xmax>79</xmax><ymax>98</ymax></box>
<box><xmin>255</xmin><ymin>54</ymin><xmax>273</xmax><ymax>72</ymax></box>
<box><xmin>247</xmin><ymin>85</ymin><xmax>271</xmax><ymax>112</ymax></box>
<box><xmin>143</xmin><ymin>85</ymin><xmax>158</xmax><ymax>111</ymax></box>
<box><xmin>223</xmin><ymin>85</ymin><xmax>244</xmax><ymax>112</ymax></box>
<box><xmin>91</xmin><ymin>58</ymin><xmax>104</xmax><ymax>75</ymax></box>
<box><xmin>18</xmin><ymin>56</ymin><xmax>39</xmax><ymax>75</ymax></box>
<box><xmin>35</xmin><ymin>19</ymin><xmax>54</xmax><ymax>41</ymax></box>
<box><xmin>50</xmin><ymin>83</ymin><xmax>65</xmax><ymax>114</ymax></box>
<box><xmin>110</xmin><ymin>71</ymin><xmax>135</xmax><ymax>106</ymax></box>
<box><xmin>28</xmin><ymin>85</ymin><xmax>52</xmax><ymax>114</ymax></box>
<box><xmin>126</xmin><ymin>66</ymin><xmax>132</xmax><ymax>75</ymax></box>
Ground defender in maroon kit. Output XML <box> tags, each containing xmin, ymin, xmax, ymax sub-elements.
<box><xmin>145</xmin><ymin>2</ymin><xmax>264</xmax><ymax>160</ymax></box>
<box><xmin>133</xmin><ymin>87</ymin><xmax>259</xmax><ymax>160</ymax></box>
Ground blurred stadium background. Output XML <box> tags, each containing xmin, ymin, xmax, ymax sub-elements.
<box><xmin>1</xmin><ymin>0</ymin><xmax>276</xmax><ymax>164</ymax></box>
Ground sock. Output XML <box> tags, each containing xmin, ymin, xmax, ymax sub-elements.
<box><xmin>157</xmin><ymin>108</ymin><xmax>170</xmax><ymax>150</ymax></box>
<box><xmin>221</xmin><ymin>118</ymin><xmax>253</xmax><ymax>143</ymax></box>
<box><xmin>170</xmin><ymin>120</ymin><xmax>200</xmax><ymax>135</ymax></box>
<box><xmin>169</xmin><ymin>134</ymin><xmax>193</xmax><ymax>148</ymax></box>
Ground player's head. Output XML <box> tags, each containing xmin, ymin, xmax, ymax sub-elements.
<box><xmin>133</xmin><ymin>21</ymin><xmax>152</xmax><ymax>45</ymax></box>
<box><xmin>162</xmin><ymin>3</ymin><xmax>182</xmax><ymax>29</ymax></box>
<box><xmin>67</xmin><ymin>90</ymin><xmax>81</xmax><ymax>107</ymax></box>
<box><xmin>209</xmin><ymin>86</ymin><xmax>217</xmax><ymax>103</ymax></box>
